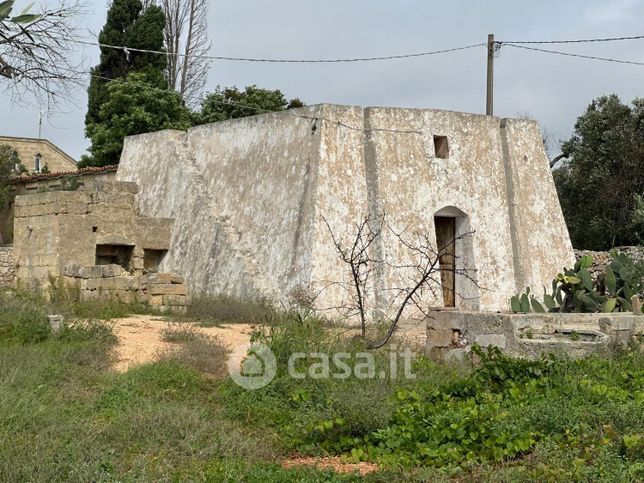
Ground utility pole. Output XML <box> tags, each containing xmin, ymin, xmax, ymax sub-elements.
<box><xmin>486</xmin><ymin>33</ymin><xmax>495</xmax><ymax>116</ymax></box>
<box><xmin>38</xmin><ymin>111</ymin><xmax>43</xmax><ymax>139</ymax></box>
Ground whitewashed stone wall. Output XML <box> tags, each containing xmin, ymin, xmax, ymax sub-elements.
<box><xmin>117</xmin><ymin>104</ymin><xmax>575</xmax><ymax>315</ymax></box>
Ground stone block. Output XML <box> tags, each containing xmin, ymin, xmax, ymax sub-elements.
<box><xmin>63</xmin><ymin>263</ymin><xmax>84</xmax><ymax>278</ymax></box>
<box><xmin>80</xmin><ymin>266</ymin><xmax>105</xmax><ymax>279</ymax></box>
<box><xmin>474</xmin><ymin>334</ymin><xmax>507</xmax><ymax>349</ymax></box>
<box><xmin>163</xmin><ymin>294</ymin><xmax>187</xmax><ymax>306</ymax></box>
<box><xmin>100</xmin><ymin>264</ymin><xmax>127</xmax><ymax>278</ymax></box>
<box><xmin>48</xmin><ymin>315</ymin><xmax>64</xmax><ymax>332</ymax></box>
<box><xmin>143</xmin><ymin>273</ymin><xmax>185</xmax><ymax>285</ymax></box>
<box><xmin>148</xmin><ymin>295</ymin><xmax>164</xmax><ymax>306</ymax></box>
<box><xmin>427</xmin><ymin>329</ymin><xmax>456</xmax><ymax>348</ymax></box>
<box><xmin>599</xmin><ymin>318</ymin><xmax>634</xmax><ymax>333</ymax></box>
<box><xmin>147</xmin><ymin>283</ymin><xmax>187</xmax><ymax>296</ymax></box>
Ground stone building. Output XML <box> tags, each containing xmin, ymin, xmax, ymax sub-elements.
<box><xmin>0</xmin><ymin>135</ymin><xmax>77</xmax><ymax>173</ymax></box>
<box><xmin>0</xmin><ymin>165</ymin><xmax>117</xmax><ymax>245</ymax></box>
<box><xmin>114</xmin><ymin>104</ymin><xmax>575</xmax><ymax>316</ymax></box>
<box><xmin>2</xmin><ymin>179</ymin><xmax>187</xmax><ymax>310</ymax></box>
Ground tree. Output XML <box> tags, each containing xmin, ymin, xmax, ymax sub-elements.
<box><xmin>554</xmin><ymin>95</ymin><xmax>644</xmax><ymax>250</ymax></box>
<box><xmin>0</xmin><ymin>0</ymin><xmax>84</xmax><ymax>103</ymax></box>
<box><xmin>0</xmin><ymin>144</ymin><xmax>25</xmax><ymax>210</ymax></box>
<box><xmin>84</xmin><ymin>0</ymin><xmax>171</xmax><ymax>166</ymax></box>
<box><xmin>160</xmin><ymin>0</ymin><xmax>210</xmax><ymax>107</ymax></box>
<box><xmin>196</xmin><ymin>85</ymin><xmax>304</xmax><ymax>125</ymax></box>
<box><xmin>85</xmin><ymin>0</ymin><xmax>167</xmax><ymax>128</ymax></box>
<box><xmin>82</xmin><ymin>72</ymin><xmax>192</xmax><ymax>167</ymax></box>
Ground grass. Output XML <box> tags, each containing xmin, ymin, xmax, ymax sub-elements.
<box><xmin>182</xmin><ymin>293</ymin><xmax>277</xmax><ymax>327</ymax></box>
<box><xmin>0</xmin><ymin>289</ymin><xmax>643</xmax><ymax>481</ymax></box>
<box><xmin>161</xmin><ymin>323</ymin><xmax>231</xmax><ymax>377</ymax></box>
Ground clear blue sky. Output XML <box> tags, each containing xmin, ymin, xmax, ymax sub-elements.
<box><xmin>3</xmin><ymin>0</ymin><xmax>644</xmax><ymax>160</ymax></box>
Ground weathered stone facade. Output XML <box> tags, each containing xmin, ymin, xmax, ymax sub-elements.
<box><xmin>117</xmin><ymin>104</ymin><xmax>574</xmax><ymax>316</ymax></box>
<box><xmin>0</xmin><ymin>135</ymin><xmax>76</xmax><ymax>173</ymax></box>
<box><xmin>0</xmin><ymin>246</ymin><xmax>16</xmax><ymax>286</ymax></box>
<box><xmin>0</xmin><ymin>166</ymin><xmax>118</xmax><ymax>245</ymax></box>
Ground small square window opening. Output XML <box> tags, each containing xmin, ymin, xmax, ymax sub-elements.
<box><xmin>433</xmin><ymin>135</ymin><xmax>449</xmax><ymax>159</ymax></box>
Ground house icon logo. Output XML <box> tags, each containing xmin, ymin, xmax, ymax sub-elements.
<box><xmin>228</xmin><ymin>342</ymin><xmax>277</xmax><ymax>390</ymax></box>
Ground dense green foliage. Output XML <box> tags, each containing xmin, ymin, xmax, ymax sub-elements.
<box><xmin>221</xmin><ymin>315</ymin><xmax>644</xmax><ymax>480</ymax></box>
<box><xmin>197</xmin><ymin>85</ymin><xmax>304</xmax><ymax>124</ymax></box>
<box><xmin>512</xmin><ymin>251</ymin><xmax>638</xmax><ymax>313</ymax></box>
<box><xmin>554</xmin><ymin>95</ymin><xmax>644</xmax><ymax>250</ymax></box>
<box><xmin>0</xmin><ymin>144</ymin><xmax>19</xmax><ymax>209</ymax></box>
<box><xmin>84</xmin><ymin>72</ymin><xmax>192</xmax><ymax>167</ymax></box>
<box><xmin>84</xmin><ymin>0</ymin><xmax>169</xmax><ymax>167</ymax></box>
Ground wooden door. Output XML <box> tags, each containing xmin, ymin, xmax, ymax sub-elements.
<box><xmin>434</xmin><ymin>217</ymin><xmax>456</xmax><ymax>307</ymax></box>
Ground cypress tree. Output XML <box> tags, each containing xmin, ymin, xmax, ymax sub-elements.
<box><xmin>84</xmin><ymin>0</ymin><xmax>168</xmax><ymax>166</ymax></box>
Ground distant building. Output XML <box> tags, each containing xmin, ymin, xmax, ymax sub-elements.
<box><xmin>0</xmin><ymin>135</ymin><xmax>76</xmax><ymax>173</ymax></box>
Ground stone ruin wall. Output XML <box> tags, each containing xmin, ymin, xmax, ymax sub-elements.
<box><xmin>0</xmin><ymin>246</ymin><xmax>16</xmax><ymax>287</ymax></box>
<box><xmin>0</xmin><ymin>168</ymin><xmax>117</xmax><ymax>245</ymax></box>
<box><xmin>575</xmin><ymin>247</ymin><xmax>644</xmax><ymax>279</ymax></box>
<box><xmin>9</xmin><ymin>181</ymin><xmax>187</xmax><ymax>310</ymax></box>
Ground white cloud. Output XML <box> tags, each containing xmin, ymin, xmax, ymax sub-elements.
<box><xmin>585</xmin><ymin>0</ymin><xmax>638</xmax><ymax>24</ymax></box>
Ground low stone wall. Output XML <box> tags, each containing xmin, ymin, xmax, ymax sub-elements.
<box><xmin>0</xmin><ymin>246</ymin><xmax>16</xmax><ymax>286</ymax></box>
<box><xmin>427</xmin><ymin>309</ymin><xmax>643</xmax><ymax>361</ymax></box>
<box><xmin>575</xmin><ymin>246</ymin><xmax>644</xmax><ymax>276</ymax></box>
<box><xmin>63</xmin><ymin>264</ymin><xmax>187</xmax><ymax>311</ymax></box>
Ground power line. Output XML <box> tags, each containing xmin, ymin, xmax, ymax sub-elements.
<box><xmin>503</xmin><ymin>43</ymin><xmax>644</xmax><ymax>67</ymax></box>
<box><xmin>76</xmin><ymin>39</ymin><xmax>485</xmax><ymax>63</ymax></box>
<box><xmin>500</xmin><ymin>34</ymin><xmax>644</xmax><ymax>45</ymax></box>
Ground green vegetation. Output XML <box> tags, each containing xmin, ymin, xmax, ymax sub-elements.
<box><xmin>183</xmin><ymin>293</ymin><xmax>277</xmax><ymax>326</ymax></box>
<box><xmin>0</xmin><ymin>290</ymin><xmax>642</xmax><ymax>480</ymax></box>
<box><xmin>512</xmin><ymin>251</ymin><xmax>638</xmax><ymax>313</ymax></box>
<box><xmin>0</xmin><ymin>143</ymin><xmax>26</xmax><ymax>210</ymax></box>
<box><xmin>197</xmin><ymin>85</ymin><xmax>304</xmax><ymax>124</ymax></box>
<box><xmin>83</xmin><ymin>0</ymin><xmax>170</xmax><ymax>167</ymax></box>
<box><xmin>554</xmin><ymin>94</ymin><xmax>644</xmax><ymax>250</ymax></box>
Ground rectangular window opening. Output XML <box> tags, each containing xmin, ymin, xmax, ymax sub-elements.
<box><xmin>95</xmin><ymin>244</ymin><xmax>134</xmax><ymax>269</ymax></box>
<box><xmin>433</xmin><ymin>135</ymin><xmax>449</xmax><ymax>159</ymax></box>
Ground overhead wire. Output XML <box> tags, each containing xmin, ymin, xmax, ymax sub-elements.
<box><xmin>500</xmin><ymin>34</ymin><xmax>644</xmax><ymax>45</ymax></box>
<box><xmin>501</xmin><ymin>43</ymin><xmax>644</xmax><ymax>67</ymax></box>
<box><xmin>76</xmin><ymin>39</ymin><xmax>486</xmax><ymax>63</ymax></box>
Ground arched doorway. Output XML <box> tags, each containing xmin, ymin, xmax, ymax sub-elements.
<box><xmin>433</xmin><ymin>206</ymin><xmax>478</xmax><ymax>309</ymax></box>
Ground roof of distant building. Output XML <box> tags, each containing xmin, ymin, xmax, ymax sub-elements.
<box><xmin>13</xmin><ymin>164</ymin><xmax>119</xmax><ymax>184</ymax></box>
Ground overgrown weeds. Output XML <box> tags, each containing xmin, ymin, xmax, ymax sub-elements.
<box><xmin>183</xmin><ymin>293</ymin><xmax>277</xmax><ymax>326</ymax></box>
<box><xmin>160</xmin><ymin>323</ymin><xmax>230</xmax><ymax>377</ymax></box>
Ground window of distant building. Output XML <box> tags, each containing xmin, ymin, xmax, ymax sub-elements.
<box><xmin>34</xmin><ymin>153</ymin><xmax>42</xmax><ymax>173</ymax></box>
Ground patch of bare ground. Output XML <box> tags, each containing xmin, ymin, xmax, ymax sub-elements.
<box><xmin>111</xmin><ymin>315</ymin><xmax>255</xmax><ymax>372</ymax></box>
<box><xmin>281</xmin><ymin>456</ymin><xmax>379</xmax><ymax>476</ymax></box>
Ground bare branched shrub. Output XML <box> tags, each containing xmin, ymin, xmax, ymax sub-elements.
<box><xmin>0</xmin><ymin>0</ymin><xmax>86</xmax><ymax>104</ymax></box>
<box><xmin>325</xmin><ymin>213</ymin><xmax>479</xmax><ymax>349</ymax></box>
<box><xmin>323</xmin><ymin>213</ymin><xmax>385</xmax><ymax>338</ymax></box>
<box><xmin>160</xmin><ymin>322</ymin><xmax>200</xmax><ymax>343</ymax></box>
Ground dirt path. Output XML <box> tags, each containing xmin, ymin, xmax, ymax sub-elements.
<box><xmin>110</xmin><ymin>315</ymin><xmax>255</xmax><ymax>372</ymax></box>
